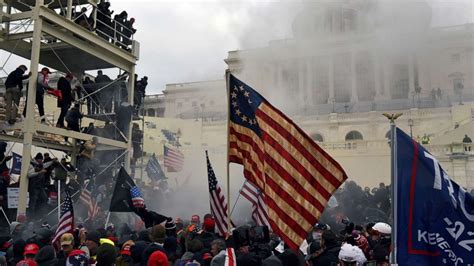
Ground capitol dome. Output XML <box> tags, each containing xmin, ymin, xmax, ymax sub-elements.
<box><xmin>291</xmin><ymin>0</ymin><xmax>432</xmax><ymax>39</ymax></box>
<box><xmin>291</xmin><ymin>0</ymin><xmax>365</xmax><ymax>39</ymax></box>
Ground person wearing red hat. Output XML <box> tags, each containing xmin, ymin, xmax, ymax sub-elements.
<box><xmin>122</xmin><ymin>17</ymin><xmax>136</xmax><ymax>50</ymax></box>
<box><xmin>147</xmin><ymin>250</ymin><xmax>168</xmax><ymax>266</ymax></box>
<box><xmin>197</xmin><ymin>218</ymin><xmax>217</xmax><ymax>250</ymax></box>
<box><xmin>17</xmin><ymin>243</ymin><xmax>39</xmax><ymax>266</ymax></box>
<box><xmin>22</xmin><ymin>67</ymin><xmax>54</xmax><ymax>123</ymax></box>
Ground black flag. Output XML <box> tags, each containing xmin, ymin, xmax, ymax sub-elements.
<box><xmin>109</xmin><ymin>167</ymin><xmax>137</xmax><ymax>212</ymax></box>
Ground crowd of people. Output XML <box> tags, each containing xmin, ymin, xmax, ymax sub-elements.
<box><xmin>4</xmin><ymin>64</ymin><xmax>147</xmax><ymax>143</ymax></box>
<box><xmin>0</xmin><ymin>203</ymin><xmax>393</xmax><ymax>266</ymax></box>
<box><xmin>54</xmin><ymin>2</ymin><xmax>137</xmax><ymax>52</ymax></box>
<box><xmin>0</xmin><ymin>142</ymin><xmax>394</xmax><ymax>266</ymax></box>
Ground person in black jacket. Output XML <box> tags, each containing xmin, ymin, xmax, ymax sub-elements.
<box><xmin>309</xmin><ymin>230</ymin><xmax>341</xmax><ymax>266</ymax></box>
<box><xmin>4</xmin><ymin>65</ymin><xmax>30</xmax><ymax>125</ymax></box>
<box><xmin>122</xmin><ymin>17</ymin><xmax>136</xmax><ymax>49</ymax></box>
<box><xmin>82</xmin><ymin>76</ymin><xmax>96</xmax><ymax>114</ymax></box>
<box><xmin>66</xmin><ymin>103</ymin><xmax>83</xmax><ymax>132</ymax></box>
<box><xmin>56</xmin><ymin>73</ymin><xmax>74</xmax><ymax>128</ymax></box>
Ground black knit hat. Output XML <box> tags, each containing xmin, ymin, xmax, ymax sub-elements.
<box><xmin>165</xmin><ymin>217</ymin><xmax>176</xmax><ymax>230</ymax></box>
<box><xmin>96</xmin><ymin>243</ymin><xmax>117</xmax><ymax>266</ymax></box>
<box><xmin>34</xmin><ymin>153</ymin><xmax>43</xmax><ymax>160</ymax></box>
<box><xmin>86</xmin><ymin>231</ymin><xmax>100</xmax><ymax>245</ymax></box>
<box><xmin>35</xmin><ymin>245</ymin><xmax>57</xmax><ymax>266</ymax></box>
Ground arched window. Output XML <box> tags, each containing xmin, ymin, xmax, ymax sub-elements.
<box><xmin>345</xmin><ymin>130</ymin><xmax>363</xmax><ymax>141</ymax></box>
<box><xmin>147</xmin><ymin>108</ymin><xmax>155</xmax><ymax>117</ymax></box>
<box><xmin>311</xmin><ymin>133</ymin><xmax>324</xmax><ymax>142</ymax></box>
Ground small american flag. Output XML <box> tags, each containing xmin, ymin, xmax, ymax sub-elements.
<box><xmin>130</xmin><ymin>186</ymin><xmax>145</xmax><ymax>208</ymax></box>
<box><xmin>164</xmin><ymin>145</ymin><xmax>184</xmax><ymax>172</ymax></box>
<box><xmin>52</xmin><ymin>190</ymin><xmax>74</xmax><ymax>245</ymax></box>
<box><xmin>79</xmin><ymin>180</ymin><xmax>99</xmax><ymax>220</ymax></box>
<box><xmin>224</xmin><ymin>247</ymin><xmax>236</xmax><ymax>266</ymax></box>
<box><xmin>240</xmin><ymin>181</ymin><xmax>270</xmax><ymax>228</ymax></box>
<box><xmin>206</xmin><ymin>151</ymin><xmax>231</xmax><ymax>235</ymax></box>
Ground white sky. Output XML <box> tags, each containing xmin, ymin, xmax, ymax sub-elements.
<box><xmin>101</xmin><ymin>0</ymin><xmax>474</xmax><ymax>94</ymax></box>
<box><xmin>0</xmin><ymin>0</ymin><xmax>473</xmax><ymax>94</ymax></box>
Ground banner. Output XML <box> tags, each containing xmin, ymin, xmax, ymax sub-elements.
<box><xmin>7</xmin><ymin>188</ymin><xmax>29</xmax><ymax>209</ymax></box>
<box><xmin>9</xmin><ymin>152</ymin><xmax>22</xmax><ymax>175</ymax></box>
<box><xmin>396</xmin><ymin>128</ymin><xmax>474</xmax><ymax>265</ymax></box>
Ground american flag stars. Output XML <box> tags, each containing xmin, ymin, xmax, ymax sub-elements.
<box><xmin>231</xmin><ymin>86</ymin><xmax>257</xmax><ymax>126</ymax></box>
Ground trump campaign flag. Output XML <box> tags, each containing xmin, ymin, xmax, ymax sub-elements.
<box><xmin>396</xmin><ymin>128</ymin><xmax>474</xmax><ymax>265</ymax></box>
<box><xmin>9</xmin><ymin>152</ymin><xmax>22</xmax><ymax>175</ymax></box>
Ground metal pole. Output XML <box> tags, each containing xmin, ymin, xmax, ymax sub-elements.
<box><xmin>140</xmin><ymin>99</ymin><xmax>145</xmax><ymax>181</ymax></box>
<box><xmin>0</xmin><ymin>207</ymin><xmax>11</xmax><ymax>226</ymax></box>
<box><xmin>383</xmin><ymin>113</ymin><xmax>402</xmax><ymax>265</ymax></box>
<box><xmin>66</xmin><ymin>0</ymin><xmax>72</xmax><ymax>20</ymax></box>
<box><xmin>124</xmin><ymin>66</ymin><xmax>135</xmax><ymax>172</ymax></box>
<box><xmin>57</xmin><ymin>180</ymin><xmax>61</xmax><ymax>220</ymax></box>
<box><xmin>104</xmin><ymin>211</ymin><xmax>111</xmax><ymax>229</ymax></box>
<box><xmin>17</xmin><ymin>0</ymin><xmax>44</xmax><ymax>221</ymax></box>
<box><xmin>92</xmin><ymin>4</ymin><xmax>97</xmax><ymax>30</ymax></box>
<box><xmin>225</xmin><ymin>69</ymin><xmax>231</xmax><ymax>234</ymax></box>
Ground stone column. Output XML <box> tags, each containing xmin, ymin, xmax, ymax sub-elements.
<box><xmin>298</xmin><ymin>58</ymin><xmax>305</xmax><ymax>103</ymax></box>
<box><xmin>408</xmin><ymin>55</ymin><xmax>415</xmax><ymax>96</ymax></box>
<box><xmin>383</xmin><ymin>63</ymin><xmax>391</xmax><ymax>99</ymax></box>
<box><xmin>328</xmin><ymin>55</ymin><xmax>335</xmax><ymax>104</ymax></box>
<box><xmin>350</xmin><ymin>51</ymin><xmax>359</xmax><ymax>103</ymax></box>
<box><xmin>374</xmin><ymin>53</ymin><xmax>384</xmax><ymax>100</ymax></box>
<box><xmin>306</xmin><ymin>58</ymin><xmax>313</xmax><ymax>105</ymax></box>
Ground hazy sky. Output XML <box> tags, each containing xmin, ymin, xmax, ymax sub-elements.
<box><xmin>107</xmin><ymin>0</ymin><xmax>474</xmax><ymax>94</ymax></box>
<box><xmin>1</xmin><ymin>0</ymin><xmax>472</xmax><ymax>94</ymax></box>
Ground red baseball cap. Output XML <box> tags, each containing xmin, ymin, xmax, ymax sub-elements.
<box><xmin>147</xmin><ymin>250</ymin><xmax>168</xmax><ymax>266</ymax></box>
<box><xmin>23</xmin><ymin>243</ymin><xmax>39</xmax><ymax>256</ymax></box>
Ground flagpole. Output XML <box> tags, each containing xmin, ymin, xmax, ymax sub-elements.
<box><xmin>230</xmin><ymin>181</ymin><xmax>244</xmax><ymax>216</ymax></box>
<box><xmin>225</xmin><ymin>69</ymin><xmax>231</xmax><ymax>235</ymax></box>
<box><xmin>383</xmin><ymin>113</ymin><xmax>402</xmax><ymax>265</ymax></box>
<box><xmin>104</xmin><ymin>211</ymin><xmax>111</xmax><ymax>229</ymax></box>
<box><xmin>57</xmin><ymin>180</ymin><xmax>61</xmax><ymax>221</ymax></box>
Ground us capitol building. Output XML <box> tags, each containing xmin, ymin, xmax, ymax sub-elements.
<box><xmin>143</xmin><ymin>0</ymin><xmax>474</xmax><ymax>189</ymax></box>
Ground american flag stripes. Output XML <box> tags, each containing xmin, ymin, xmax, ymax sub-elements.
<box><xmin>164</xmin><ymin>145</ymin><xmax>184</xmax><ymax>172</ymax></box>
<box><xmin>79</xmin><ymin>180</ymin><xmax>99</xmax><ymax>220</ymax></box>
<box><xmin>52</xmin><ymin>190</ymin><xmax>74</xmax><ymax>245</ymax></box>
<box><xmin>224</xmin><ymin>247</ymin><xmax>236</xmax><ymax>266</ymax></box>
<box><xmin>228</xmin><ymin>74</ymin><xmax>348</xmax><ymax>249</ymax></box>
<box><xmin>240</xmin><ymin>181</ymin><xmax>270</xmax><ymax>228</ymax></box>
<box><xmin>130</xmin><ymin>186</ymin><xmax>145</xmax><ymax>208</ymax></box>
<box><xmin>206</xmin><ymin>151</ymin><xmax>231</xmax><ymax>235</ymax></box>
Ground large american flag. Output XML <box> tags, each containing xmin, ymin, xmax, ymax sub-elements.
<box><xmin>164</xmin><ymin>145</ymin><xmax>184</xmax><ymax>172</ymax></box>
<box><xmin>206</xmin><ymin>151</ymin><xmax>231</xmax><ymax>235</ymax></box>
<box><xmin>79</xmin><ymin>180</ymin><xmax>99</xmax><ymax>220</ymax></box>
<box><xmin>228</xmin><ymin>74</ymin><xmax>348</xmax><ymax>249</ymax></box>
<box><xmin>240</xmin><ymin>181</ymin><xmax>270</xmax><ymax>228</ymax></box>
<box><xmin>52</xmin><ymin>190</ymin><xmax>74</xmax><ymax>245</ymax></box>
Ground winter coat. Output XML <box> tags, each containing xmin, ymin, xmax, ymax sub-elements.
<box><xmin>57</xmin><ymin>77</ymin><xmax>72</xmax><ymax>106</ymax></box>
<box><xmin>4</xmin><ymin>67</ymin><xmax>28</xmax><ymax>90</ymax></box>
<box><xmin>309</xmin><ymin>245</ymin><xmax>341</xmax><ymax>266</ymax></box>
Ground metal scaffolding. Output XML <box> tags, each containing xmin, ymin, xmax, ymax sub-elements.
<box><xmin>0</xmin><ymin>0</ymin><xmax>139</xmax><ymax>219</ymax></box>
